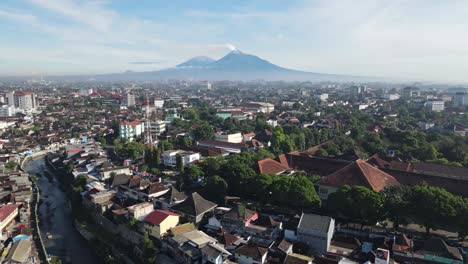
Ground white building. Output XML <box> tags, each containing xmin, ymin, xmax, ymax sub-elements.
<box><xmin>162</xmin><ymin>150</ymin><xmax>200</xmax><ymax>167</ymax></box>
<box><xmin>382</xmin><ymin>93</ymin><xmax>400</xmax><ymax>101</ymax></box>
<box><xmin>120</xmin><ymin>120</ymin><xmax>145</xmax><ymax>141</ymax></box>
<box><xmin>425</xmin><ymin>100</ymin><xmax>445</xmax><ymax>112</ymax></box>
<box><xmin>315</xmin><ymin>93</ymin><xmax>329</xmax><ymax>101</ymax></box>
<box><xmin>154</xmin><ymin>99</ymin><xmax>164</xmax><ymax>108</ymax></box>
<box><xmin>149</xmin><ymin>120</ymin><xmax>167</xmax><ymax>136</ymax></box>
<box><xmin>6</xmin><ymin>91</ymin><xmax>37</xmax><ymax>111</ymax></box>
<box><xmin>125</xmin><ymin>93</ymin><xmax>136</xmax><ymax>107</ymax></box>
<box><xmin>0</xmin><ymin>105</ymin><xmax>16</xmax><ymax>117</ymax></box>
<box><xmin>297</xmin><ymin>213</ymin><xmax>335</xmax><ymax>255</ymax></box>
<box><xmin>79</xmin><ymin>88</ymin><xmax>93</xmax><ymax>96</ymax></box>
<box><xmin>214</xmin><ymin>132</ymin><xmax>243</xmax><ymax>143</ymax></box>
<box><xmin>243</xmin><ymin>102</ymin><xmax>275</xmax><ymax>113</ymax></box>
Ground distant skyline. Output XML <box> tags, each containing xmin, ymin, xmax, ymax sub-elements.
<box><xmin>1</xmin><ymin>0</ymin><xmax>468</xmax><ymax>82</ymax></box>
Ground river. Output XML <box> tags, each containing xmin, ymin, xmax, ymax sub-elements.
<box><xmin>26</xmin><ymin>158</ymin><xmax>99</xmax><ymax>264</ymax></box>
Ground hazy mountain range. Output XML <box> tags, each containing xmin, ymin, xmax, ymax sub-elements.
<box><xmin>4</xmin><ymin>49</ymin><xmax>374</xmax><ymax>82</ymax></box>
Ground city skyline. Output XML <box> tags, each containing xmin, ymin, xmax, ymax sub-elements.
<box><xmin>1</xmin><ymin>0</ymin><xmax>468</xmax><ymax>82</ymax></box>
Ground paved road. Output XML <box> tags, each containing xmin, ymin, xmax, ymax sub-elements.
<box><xmin>26</xmin><ymin>158</ymin><xmax>99</xmax><ymax>264</ymax></box>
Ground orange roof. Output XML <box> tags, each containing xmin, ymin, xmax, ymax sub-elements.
<box><xmin>257</xmin><ymin>158</ymin><xmax>288</xmax><ymax>175</ymax></box>
<box><xmin>120</xmin><ymin>120</ymin><xmax>141</xmax><ymax>126</ymax></box>
<box><xmin>319</xmin><ymin>159</ymin><xmax>399</xmax><ymax>192</ymax></box>
<box><xmin>144</xmin><ymin>210</ymin><xmax>179</xmax><ymax>226</ymax></box>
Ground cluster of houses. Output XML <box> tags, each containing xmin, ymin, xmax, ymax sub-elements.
<box><xmin>0</xmin><ymin>170</ymin><xmax>37</xmax><ymax>263</ymax></box>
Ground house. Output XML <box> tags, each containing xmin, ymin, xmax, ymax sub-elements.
<box><xmin>257</xmin><ymin>158</ymin><xmax>289</xmax><ymax>175</ymax></box>
<box><xmin>297</xmin><ymin>213</ymin><xmax>335</xmax><ymax>255</ymax></box>
<box><xmin>0</xmin><ymin>204</ymin><xmax>19</xmax><ymax>231</ymax></box>
<box><xmin>201</xmin><ymin>243</ymin><xmax>232</xmax><ymax>264</ymax></box>
<box><xmin>221</xmin><ymin>205</ymin><xmax>258</xmax><ymax>233</ymax></box>
<box><xmin>234</xmin><ymin>244</ymin><xmax>269</xmax><ymax>264</ymax></box>
<box><xmin>214</xmin><ymin>132</ymin><xmax>243</xmax><ymax>143</ymax></box>
<box><xmin>171</xmin><ymin>192</ymin><xmax>217</xmax><ymax>224</ymax></box>
<box><xmin>99</xmin><ymin>166</ymin><xmax>131</xmax><ymax>181</ymax></box>
<box><xmin>243</xmin><ymin>132</ymin><xmax>256</xmax><ymax>142</ymax></box>
<box><xmin>283</xmin><ymin>253</ymin><xmax>313</xmax><ymax>264</ymax></box>
<box><xmin>317</xmin><ymin>159</ymin><xmax>399</xmax><ymax>200</ymax></box>
<box><xmin>4</xmin><ymin>239</ymin><xmax>32</xmax><ymax>263</ymax></box>
<box><xmin>245</xmin><ymin>214</ymin><xmax>282</xmax><ymax>245</ymax></box>
<box><xmin>167</xmin><ymin>230</ymin><xmax>218</xmax><ymax>263</ymax></box>
<box><xmin>401</xmin><ymin>237</ymin><xmax>464</xmax><ymax>264</ymax></box>
<box><xmin>144</xmin><ymin>210</ymin><xmax>180</xmax><ymax>239</ymax></box>
<box><xmin>119</xmin><ymin>120</ymin><xmax>144</xmax><ymax>141</ymax></box>
<box><xmin>127</xmin><ymin>202</ymin><xmax>154</xmax><ymax>221</ymax></box>
<box><xmin>162</xmin><ymin>150</ymin><xmax>201</xmax><ymax>167</ymax></box>
<box><xmin>154</xmin><ymin>187</ymin><xmax>187</xmax><ymax>209</ymax></box>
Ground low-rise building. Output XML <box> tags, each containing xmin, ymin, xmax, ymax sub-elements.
<box><xmin>297</xmin><ymin>213</ymin><xmax>334</xmax><ymax>255</ymax></box>
<box><xmin>162</xmin><ymin>150</ymin><xmax>200</xmax><ymax>167</ymax></box>
<box><xmin>144</xmin><ymin>210</ymin><xmax>180</xmax><ymax>239</ymax></box>
<box><xmin>127</xmin><ymin>202</ymin><xmax>154</xmax><ymax>221</ymax></box>
<box><xmin>214</xmin><ymin>132</ymin><xmax>243</xmax><ymax>143</ymax></box>
<box><xmin>425</xmin><ymin>100</ymin><xmax>445</xmax><ymax>112</ymax></box>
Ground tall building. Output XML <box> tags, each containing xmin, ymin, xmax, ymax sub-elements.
<box><xmin>453</xmin><ymin>92</ymin><xmax>468</xmax><ymax>107</ymax></box>
<box><xmin>6</xmin><ymin>91</ymin><xmax>37</xmax><ymax>111</ymax></box>
<box><xmin>0</xmin><ymin>105</ymin><xmax>16</xmax><ymax>117</ymax></box>
<box><xmin>402</xmin><ymin>87</ymin><xmax>420</xmax><ymax>98</ymax></box>
<box><xmin>425</xmin><ymin>100</ymin><xmax>445</xmax><ymax>112</ymax></box>
<box><xmin>120</xmin><ymin>120</ymin><xmax>145</xmax><ymax>142</ymax></box>
<box><xmin>125</xmin><ymin>93</ymin><xmax>136</xmax><ymax>107</ymax></box>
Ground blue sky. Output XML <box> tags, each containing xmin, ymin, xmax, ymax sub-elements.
<box><xmin>1</xmin><ymin>0</ymin><xmax>468</xmax><ymax>82</ymax></box>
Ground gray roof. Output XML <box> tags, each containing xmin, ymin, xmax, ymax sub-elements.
<box><xmin>298</xmin><ymin>213</ymin><xmax>333</xmax><ymax>233</ymax></box>
<box><xmin>5</xmin><ymin>239</ymin><xmax>32</xmax><ymax>263</ymax></box>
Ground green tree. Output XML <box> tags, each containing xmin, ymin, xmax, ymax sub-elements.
<box><xmin>141</xmin><ymin>233</ymin><xmax>156</xmax><ymax>264</ymax></box>
<box><xmin>205</xmin><ymin>175</ymin><xmax>228</xmax><ymax>201</ymax></box>
<box><xmin>193</xmin><ymin>123</ymin><xmax>214</xmax><ymax>140</ymax></box>
<box><xmin>327</xmin><ymin>185</ymin><xmax>384</xmax><ymax>226</ymax></box>
<box><xmin>288</xmin><ymin>176</ymin><xmax>321</xmax><ymax>208</ymax></box>
<box><xmin>271</xmin><ymin>126</ymin><xmax>286</xmax><ymax>154</ymax></box>
<box><xmin>176</xmin><ymin>154</ymin><xmax>184</xmax><ymax>174</ymax></box>
<box><xmin>411</xmin><ymin>184</ymin><xmax>459</xmax><ymax>235</ymax></box>
<box><xmin>381</xmin><ymin>185</ymin><xmax>413</xmax><ymax>228</ymax></box>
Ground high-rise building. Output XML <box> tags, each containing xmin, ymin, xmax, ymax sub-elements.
<box><xmin>0</xmin><ymin>105</ymin><xmax>16</xmax><ymax>117</ymax></box>
<box><xmin>125</xmin><ymin>93</ymin><xmax>136</xmax><ymax>107</ymax></box>
<box><xmin>6</xmin><ymin>91</ymin><xmax>37</xmax><ymax>111</ymax></box>
<box><xmin>453</xmin><ymin>92</ymin><xmax>468</xmax><ymax>107</ymax></box>
<box><xmin>120</xmin><ymin>120</ymin><xmax>145</xmax><ymax>142</ymax></box>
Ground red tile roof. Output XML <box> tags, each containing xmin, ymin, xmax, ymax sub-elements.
<box><xmin>120</xmin><ymin>120</ymin><xmax>141</xmax><ymax>126</ymax></box>
<box><xmin>257</xmin><ymin>158</ymin><xmax>288</xmax><ymax>175</ymax></box>
<box><xmin>144</xmin><ymin>210</ymin><xmax>179</xmax><ymax>226</ymax></box>
<box><xmin>319</xmin><ymin>159</ymin><xmax>399</xmax><ymax>192</ymax></box>
<box><xmin>0</xmin><ymin>204</ymin><xmax>18</xmax><ymax>222</ymax></box>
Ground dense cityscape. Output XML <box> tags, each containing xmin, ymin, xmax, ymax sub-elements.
<box><xmin>0</xmin><ymin>78</ymin><xmax>466</xmax><ymax>264</ymax></box>
<box><xmin>2</xmin><ymin>1</ymin><xmax>468</xmax><ymax>264</ymax></box>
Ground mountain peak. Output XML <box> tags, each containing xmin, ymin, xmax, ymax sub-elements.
<box><xmin>176</xmin><ymin>56</ymin><xmax>215</xmax><ymax>68</ymax></box>
<box><xmin>228</xmin><ymin>48</ymin><xmax>243</xmax><ymax>55</ymax></box>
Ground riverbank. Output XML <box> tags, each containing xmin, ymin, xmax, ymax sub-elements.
<box><xmin>24</xmin><ymin>157</ymin><xmax>99</xmax><ymax>264</ymax></box>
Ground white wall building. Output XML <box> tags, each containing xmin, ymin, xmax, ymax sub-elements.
<box><xmin>214</xmin><ymin>132</ymin><xmax>243</xmax><ymax>143</ymax></box>
<box><xmin>125</xmin><ymin>93</ymin><xmax>136</xmax><ymax>107</ymax></box>
<box><xmin>120</xmin><ymin>120</ymin><xmax>145</xmax><ymax>141</ymax></box>
<box><xmin>297</xmin><ymin>213</ymin><xmax>335</xmax><ymax>255</ymax></box>
<box><xmin>154</xmin><ymin>99</ymin><xmax>164</xmax><ymax>108</ymax></box>
<box><xmin>425</xmin><ymin>100</ymin><xmax>445</xmax><ymax>112</ymax></box>
<box><xmin>162</xmin><ymin>150</ymin><xmax>200</xmax><ymax>167</ymax></box>
<box><xmin>0</xmin><ymin>105</ymin><xmax>16</xmax><ymax>117</ymax></box>
<box><xmin>315</xmin><ymin>93</ymin><xmax>329</xmax><ymax>101</ymax></box>
<box><xmin>6</xmin><ymin>91</ymin><xmax>37</xmax><ymax>111</ymax></box>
